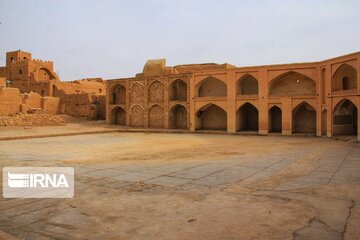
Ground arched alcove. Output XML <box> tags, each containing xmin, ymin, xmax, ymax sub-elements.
<box><xmin>292</xmin><ymin>102</ymin><xmax>316</xmax><ymax>134</ymax></box>
<box><xmin>332</xmin><ymin>99</ymin><xmax>358</xmax><ymax>136</ymax></box>
<box><xmin>111</xmin><ymin>107</ymin><xmax>126</xmax><ymax>126</ymax></box>
<box><xmin>112</xmin><ymin>85</ymin><xmax>126</xmax><ymax>104</ymax></box>
<box><xmin>269</xmin><ymin>106</ymin><xmax>282</xmax><ymax>133</ymax></box>
<box><xmin>332</xmin><ymin>64</ymin><xmax>357</xmax><ymax>91</ymax></box>
<box><xmin>170</xmin><ymin>79</ymin><xmax>187</xmax><ymax>101</ymax></box>
<box><xmin>270</xmin><ymin>72</ymin><xmax>316</xmax><ymax>96</ymax></box>
<box><xmin>237</xmin><ymin>74</ymin><xmax>258</xmax><ymax>95</ymax></box>
<box><xmin>38</xmin><ymin>68</ymin><xmax>53</xmax><ymax>81</ymax></box>
<box><xmin>195</xmin><ymin>104</ymin><xmax>227</xmax><ymax>130</ymax></box>
<box><xmin>170</xmin><ymin>105</ymin><xmax>187</xmax><ymax>129</ymax></box>
<box><xmin>236</xmin><ymin>103</ymin><xmax>258</xmax><ymax>132</ymax></box>
<box><xmin>197</xmin><ymin>77</ymin><xmax>227</xmax><ymax>97</ymax></box>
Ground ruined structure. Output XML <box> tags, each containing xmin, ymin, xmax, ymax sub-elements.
<box><xmin>107</xmin><ymin>52</ymin><xmax>360</xmax><ymax>140</ymax></box>
<box><xmin>0</xmin><ymin>50</ymin><xmax>106</xmax><ymax>119</ymax></box>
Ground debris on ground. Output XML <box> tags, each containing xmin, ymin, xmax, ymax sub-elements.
<box><xmin>0</xmin><ymin>109</ymin><xmax>66</xmax><ymax>126</ymax></box>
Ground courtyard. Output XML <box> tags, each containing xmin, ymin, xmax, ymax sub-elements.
<box><xmin>0</xmin><ymin>127</ymin><xmax>359</xmax><ymax>240</ymax></box>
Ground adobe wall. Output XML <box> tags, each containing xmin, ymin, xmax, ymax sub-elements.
<box><xmin>21</xmin><ymin>92</ymin><xmax>42</xmax><ymax>112</ymax></box>
<box><xmin>0</xmin><ymin>87</ymin><xmax>60</xmax><ymax>116</ymax></box>
<box><xmin>0</xmin><ymin>88</ymin><xmax>22</xmax><ymax>115</ymax></box>
<box><xmin>54</xmin><ymin>79</ymin><xmax>106</xmax><ymax>119</ymax></box>
<box><xmin>41</xmin><ymin>97</ymin><xmax>60</xmax><ymax>115</ymax></box>
<box><xmin>0</xmin><ymin>51</ymin><xmax>106</xmax><ymax>120</ymax></box>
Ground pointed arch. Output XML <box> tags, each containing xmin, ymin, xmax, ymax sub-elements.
<box><xmin>269</xmin><ymin>71</ymin><xmax>316</xmax><ymax>96</ymax></box>
<box><xmin>332</xmin><ymin>64</ymin><xmax>357</xmax><ymax>91</ymax></box>
<box><xmin>237</xmin><ymin>74</ymin><xmax>258</xmax><ymax>95</ymax></box>
<box><xmin>195</xmin><ymin>103</ymin><xmax>227</xmax><ymax>130</ymax></box>
<box><xmin>196</xmin><ymin>76</ymin><xmax>227</xmax><ymax>97</ymax></box>
<box><xmin>170</xmin><ymin>104</ymin><xmax>187</xmax><ymax>129</ymax></box>
<box><xmin>269</xmin><ymin>105</ymin><xmax>282</xmax><ymax>133</ymax></box>
<box><xmin>292</xmin><ymin>102</ymin><xmax>316</xmax><ymax>134</ymax></box>
<box><xmin>169</xmin><ymin>79</ymin><xmax>187</xmax><ymax>101</ymax></box>
<box><xmin>112</xmin><ymin>84</ymin><xmax>126</xmax><ymax>104</ymax></box>
<box><xmin>149</xmin><ymin>81</ymin><xmax>164</xmax><ymax>102</ymax></box>
<box><xmin>236</xmin><ymin>102</ymin><xmax>258</xmax><ymax>132</ymax></box>
<box><xmin>332</xmin><ymin>99</ymin><xmax>358</xmax><ymax>136</ymax></box>
<box><xmin>111</xmin><ymin>106</ymin><xmax>126</xmax><ymax>126</ymax></box>
<box><xmin>149</xmin><ymin>104</ymin><xmax>164</xmax><ymax>128</ymax></box>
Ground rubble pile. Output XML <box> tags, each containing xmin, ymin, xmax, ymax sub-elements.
<box><xmin>0</xmin><ymin>109</ymin><xmax>66</xmax><ymax>126</ymax></box>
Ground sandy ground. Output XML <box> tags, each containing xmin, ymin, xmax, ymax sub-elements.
<box><xmin>0</xmin><ymin>125</ymin><xmax>359</xmax><ymax>240</ymax></box>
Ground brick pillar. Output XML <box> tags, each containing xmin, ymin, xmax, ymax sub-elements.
<box><xmin>316</xmin><ymin>107</ymin><xmax>322</xmax><ymax>137</ymax></box>
<box><xmin>328</xmin><ymin>98</ymin><xmax>333</xmax><ymax>137</ymax></box>
<box><xmin>227</xmin><ymin>71</ymin><xmax>236</xmax><ymax>133</ymax></box>
<box><xmin>189</xmin><ymin>75</ymin><xmax>196</xmax><ymax>132</ymax></box>
<box><xmin>144</xmin><ymin>80</ymin><xmax>149</xmax><ymax>128</ymax></box>
<box><xmin>315</xmin><ymin>66</ymin><xmax>322</xmax><ymax>136</ymax></box>
<box><xmin>126</xmin><ymin>80</ymin><xmax>130</xmax><ymax>127</ymax></box>
<box><xmin>105</xmin><ymin>81</ymin><xmax>111</xmax><ymax>124</ymax></box>
<box><xmin>164</xmin><ymin>78</ymin><xmax>170</xmax><ymax>129</ymax></box>
<box><xmin>282</xmin><ymin>97</ymin><xmax>292</xmax><ymax>135</ymax></box>
<box><xmin>258</xmin><ymin>69</ymin><xmax>268</xmax><ymax>135</ymax></box>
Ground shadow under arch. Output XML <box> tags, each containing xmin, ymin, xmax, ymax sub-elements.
<box><xmin>292</xmin><ymin>102</ymin><xmax>316</xmax><ymax>134</ymax></box>
<box><xmin>332</xmin><ymin>99</ymin><xmax>358</xmax><ymax>136</ymax></box>
<box><xmin>195</xmin><ymin>103</ymin><xmax>227</xmax><ymax>130</ymax></box>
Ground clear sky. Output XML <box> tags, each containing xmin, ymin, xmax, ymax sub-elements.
<box><xmin>0</xmin><ymin>0</ymin><xmax>359</xmax><ymax>81</ymax></box>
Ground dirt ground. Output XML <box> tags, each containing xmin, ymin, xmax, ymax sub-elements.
<box><xmin>0</xmin><ymin>125</ymin><xmax>359</xmax><ymax>240</ymax></box>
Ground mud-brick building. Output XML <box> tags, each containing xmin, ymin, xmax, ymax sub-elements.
<box><xmin>0</xmin><ymin>50</ymin><xmax>61</xmax><ymax>96</ymax></box>
<box><xmin>107</xmin><ymin>52</ymin><xmax>360</xmax><ymax>140</ymax></box>
<box><xmin>0</xmin><ymin>50</ymin><xmax>106</xmax><ymax>119</ymax></box>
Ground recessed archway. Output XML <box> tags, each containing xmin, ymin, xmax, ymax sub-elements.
<box><xmin>269</xmin><ymin>71</ymin><xmax>316</xmax><ymax>96</ymax></box>
<box><xmin>197</xmin><ymin>76</ymin><xmax>227</xmax><ymax>97</ymax></box>
<box><xmin>195</xmin><ymin>104</ymin><xmax>227</xmax><ymax>130</ymax></box>
<box><xmin>292</xmin><ymin>102</ymin><xmax>316</xmax><ymax>134</ymax></box>
<box><xmin>237</xmin><ymin>74</ymin><xmax>258</xmax><ymax>95</ymax></box>
<box><xmin>149</xmin><ymin>105</ymin><xmax>164</xmax><ymax>128</ymax></box>
<box><xmin>111</xmin><ymin>107</ymin><xmax>126</xmax><ymax>126</ymax></box>
<box><xmin>332</xmin><ymin>64</ymin><xmax>357</xmax><ymax>91</ymax></box>
<box><xmin>236</xmin><ymin>103</ymin><xmax>258</xmax><ymax>132</ymax></box>
<box><xmin>170</xmin><ymin>79</ymin><xmax>187</xmax><ymax>101</ymax></box>
<box><xmin>38</xmin><ymin>68</ymin><xmax>53</xmax><ymax>81</ymax></box>
<box><xmin>112</xmin><ymin>85</ymin><xmax>126</xmax><ymax>104</ymax></box>
<box><xmin>170</xmin><ymin>104</ymin><xmax>187</xmax><ymax>129</ymax></box>
<box><xmin>332</xmin><ymin>99</ymin><xmax>358</xmax><ymax>136</ymax></box>
<box><xmin>269</xmin><ymin>106</ymin><xmax>282</xmax><ymax>133</ymax></box>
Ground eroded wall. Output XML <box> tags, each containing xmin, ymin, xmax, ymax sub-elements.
<box><xmin>0</xmin><ymin>88</ymin><xmax>59</xmax><ymax>116</ymax></box>
<box><xmin>0</xmin><ymin>51</ymin><xmax>106</xmax><ymax>120</ymax></box>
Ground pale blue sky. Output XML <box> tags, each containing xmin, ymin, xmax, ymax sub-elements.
<box><xmin>0</xmin><ymin>0</ymin><xmax>359</xmax><ymax>80</ymax></box>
